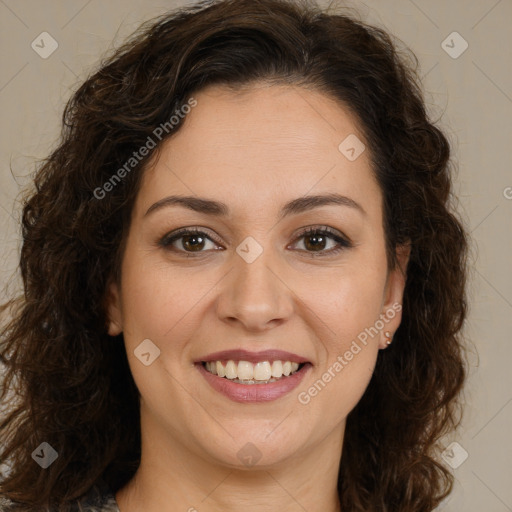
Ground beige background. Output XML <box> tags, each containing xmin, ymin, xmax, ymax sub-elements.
<box><xmin>1</xmin><ymin>0</ymin><xmax>511</xmax><ymax>510</ymax></box>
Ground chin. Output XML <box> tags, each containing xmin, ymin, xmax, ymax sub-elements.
<box><xmin>188</xmin><ymin>420</ymin><xmax>310</xmax><ymax>470</ymax></box>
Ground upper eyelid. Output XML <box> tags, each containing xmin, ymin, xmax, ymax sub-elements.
<box><xmin>162</xmin><ymin>227</ymin><xmax>222</xmax><ymax>245</ymax></box>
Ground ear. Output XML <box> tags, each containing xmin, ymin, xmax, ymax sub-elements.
<box><xmin>105</xmin><ymin>279</ymin><xmax>123</xmax><ymax>336</ymax></box>
<box><xmin>379</xmin><ymin>242</ymin><xmax>411</xmax><ymax>349</ymax></box>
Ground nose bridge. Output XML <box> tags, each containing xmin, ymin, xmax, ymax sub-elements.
<box><xmin>216</xmin><ymin>235</ymin><xmax>292</xmax><ymax>330</ymax></box>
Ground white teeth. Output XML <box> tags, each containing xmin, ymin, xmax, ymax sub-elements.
<box><xmin>271</xmin><ymin>360</ymin><xmax>283</xmax><ymax>378</ymax></box>
<box><xmin>225</xmin><ymin>360</ymin><xmax>237</xmax><ymax>379</ymax></box>
<box><xmin>237</xmin><ymin>361</ymin><xmax>253</xmax><ymax>380</ymax></box>
<box><xmin>216</xmin><ymin>361</ymin><xmax>226</xmax><ymax>378</ymax></box>
<box><xmin>204</xmin><ymin>359</ymin><xmax>303</xmax><ymax>381</ymax></box>
<box><xmin>253</xmin><ymin>361</ymin><xmax>272</xmax><ymax>381</ymax></box>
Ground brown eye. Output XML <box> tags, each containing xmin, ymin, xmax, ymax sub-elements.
<box><xmin>302</xmin><ymin>232</ymin><xmax>329</xmax><ymax>251</ymax></box>
<box><xmin>291</xmin><ymin>227</ymin><xmax>352</xmax><ymax>257</ymax></box>
<box><xmin>159</xmin><ymin>228</ymin><xmax>221</xmax><ymax>254</ymax></box>
<box><xmin>179</xmin><ymin>233</ymin><xmax>207</xmax><ymax>252</ymax></box>
<box><xmin>159</xmin><ymin>226</ymin><xmax>352</xmax><ymax>258</ymax></box>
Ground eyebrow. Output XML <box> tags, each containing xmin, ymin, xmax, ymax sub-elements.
<box><xmin>144</xmin><ymin>193</ymin><xmax>366</xmax><ymax>220</ymax></box>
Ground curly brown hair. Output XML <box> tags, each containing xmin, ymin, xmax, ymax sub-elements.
<box><xmin>0</xmin><ymin>0</ymin><xmax>469</xmax><ymax>510</ymax></box>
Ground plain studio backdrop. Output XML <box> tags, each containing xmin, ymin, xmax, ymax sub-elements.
<box><xmin>0</xmin><ymin>1</ymin><xmax>511</xmax><ymax>511</ymax></box>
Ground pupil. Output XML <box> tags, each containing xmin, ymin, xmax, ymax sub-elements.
<box><xmin>305</xmin><ymin>234</ymin><xmax>325</xmax><ymax>251</ymax></box>
<box><xmin>183</xmin><ymin>235</ymin><xmax>204</xmax><ymax>251</ymax></box>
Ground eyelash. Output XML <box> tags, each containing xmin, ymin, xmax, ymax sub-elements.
<box><xmin>158</xmin><ymin>226</ymin><xmax>353</xmax><ymax>258</ymax></box>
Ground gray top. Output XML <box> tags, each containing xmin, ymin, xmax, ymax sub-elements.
<box><xmin>0</xmin><ymin>482</ymin><xmax>120</xmax><ymax>511</ymax></box>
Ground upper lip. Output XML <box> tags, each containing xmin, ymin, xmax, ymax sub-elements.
<box><xmin>196</xmin><ymin>349</ymin><xmax>310</xmax><ymax>364</ymax></box>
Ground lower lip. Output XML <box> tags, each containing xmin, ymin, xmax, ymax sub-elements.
<box><xmin>196</xmin><ymin>363</ymin><xmax>312</xmax><ymax>403</ymax></box>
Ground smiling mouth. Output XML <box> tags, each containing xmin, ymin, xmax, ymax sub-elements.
<box><xmin>201</xmin><ymin>360</ymin><xmax>306</xmax><ymax>385</ymax></box>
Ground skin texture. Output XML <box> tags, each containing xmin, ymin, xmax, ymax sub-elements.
<box><xmin>107</xmin><ymin>83</ymin><xmax>409</xmax><ymax>512</ymax></box>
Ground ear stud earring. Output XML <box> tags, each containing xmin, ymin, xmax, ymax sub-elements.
<box><xmin>385</xmin><ymin>331</ymin><xmax>393</xmax><ymax>346</ymax></box>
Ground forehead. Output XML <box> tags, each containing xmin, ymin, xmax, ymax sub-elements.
<box><xmin>137</xmin><ymin>83</ymin><xmax>382</xmax><ymax>221</ymax></box>
<box><xmin>169</xmin><ymin>82</ymin><xmax>366</xmax><ymax>160</ymax></box>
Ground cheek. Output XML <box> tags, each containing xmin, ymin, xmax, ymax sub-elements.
<box><xmin>118</xmin><ymin>249</ymin><xmax>200</xmax><ymax>347</ymax></box>
<box><xmin>331</xmin><ymin>276</ymin><xmax>384</xmax><ymax>351</ymax></box>
<box><xmin>291</xmin><ymin>254</ymin><xmax>385</xmax><ymax>414</ymax></box>
<box><xmin>297</xmin><ymin>259</ymin><xmax>387</xmax><ymax>350</ymax></box>
<box><xmin>310</xmin><ymin>260</ymin><xmax>386</xmax><ymax>414</ymax></box>
<box><xmin>296</xmin><ymin>272</ymin><xmax>383</xmax><ymax>420</ymax></box>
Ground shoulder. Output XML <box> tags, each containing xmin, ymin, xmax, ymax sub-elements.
<box><xmin>0</xmin><ymin>482</ymin><xmax>120</xmax><ymax>512</ymax></box>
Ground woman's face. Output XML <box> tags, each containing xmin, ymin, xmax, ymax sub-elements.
<box><xmin>107</xmin><ymin>83</ymin><xmax>408</xmax><ymax>469</ymax></box>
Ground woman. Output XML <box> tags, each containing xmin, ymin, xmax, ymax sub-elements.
<box><xmin>0</xmin><ymin>0</ymin><xmax>469</xmax><ymax>510</ymax></box>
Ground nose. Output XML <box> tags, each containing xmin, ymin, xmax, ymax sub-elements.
<box><xmin>215</xmin><ymin>244</ymin><xmax>294</xmax><ymax>332</ymax></box>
